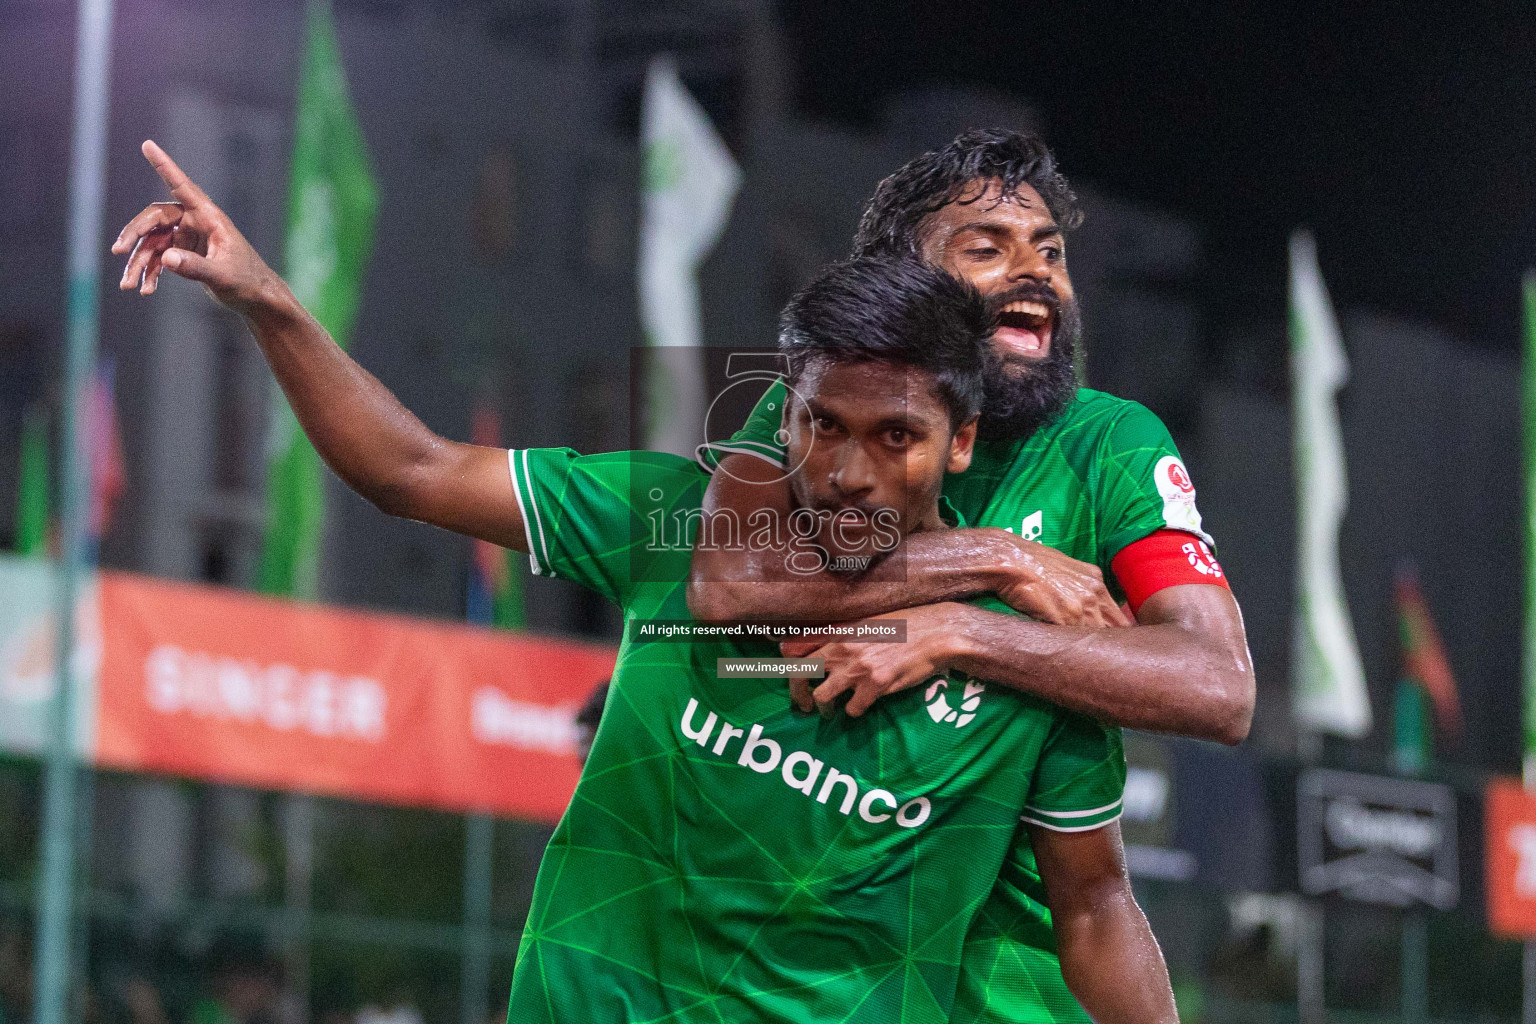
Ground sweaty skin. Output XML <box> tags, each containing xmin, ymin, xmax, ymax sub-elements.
<box><xmin>688</xmin><ymin>179</ymin><xmax>1254</xmax><ymax>745</ymax></box>
<box><xmin>688</xmin><ymin>179</ymin><xmax>1126</xmax><ymax>630</ymax></box>
<box><xmin>690</xmin><ymin>448</ymin><xmax>1129</xmax><ymax>629</ymax></box>
<box><xmin>1032</xmin><ymin>822</ymin><xmax>1179</xmax><ymax>1023</ymax></box>
<box><xmin>782</xmin><ymin>585</ymin><xmax>1252</xmax><ymax>746</ymax></box>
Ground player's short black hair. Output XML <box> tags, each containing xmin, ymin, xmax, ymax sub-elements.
<box><xmin>852</xmin><ymin>128</ymin><xmax>1082</xmax><ymax>258</ymax></box>
<box><xmin>778</xmin><ymin>257</ymin><xmax>990</xmax><ymax>429</ymax></box>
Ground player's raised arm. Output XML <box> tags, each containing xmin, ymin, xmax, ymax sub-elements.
<box><xmin>1029</xmin><ymin>821</ymin><xmax>1179</xmax><ymax>1024</ymax></box>
<box><xmin>113</xmin><ymin>141</ymin><xmax>528</xmax><ymax>551</ymax></box>
<box><xmin>687</xmin><ymin>453</ymin><xmax>1127</xmax><ymax>628</ymax></box>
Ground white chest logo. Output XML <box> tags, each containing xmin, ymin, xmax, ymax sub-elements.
<box><xmin>925</xmin><ymin>678</ymin><xmax>985</xmax><ymax>728</ymax></box>
<box><xmin>1019</xmin><ymin>510</ymin><xmax>1043</xmax><ymax>541</ymax></box>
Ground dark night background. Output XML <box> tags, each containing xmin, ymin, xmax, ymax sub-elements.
<box><xmin>781</xmin><ymin>0</ymin><xmax>1536</xmax><ymax>355</ymax></box>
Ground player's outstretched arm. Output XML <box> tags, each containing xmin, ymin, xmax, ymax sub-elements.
<box><xmin>1030</xmin><ymin>822</ymin><xmax>1179</xmax><ymax>1024</ymax></box>
<box><xmin>113</xmin><ymin>141</ymin><xmax>528</xmax><ymax>551</ymax></box>
<box><xmin>783</xmin><ymin>585</ymin><xmax>1254</xmax><ymax>744</ymax></box>
<box><xmin>686</xmin><ymin>453</ymin><xmax>1126</xmax><ymax>628</ymax></box>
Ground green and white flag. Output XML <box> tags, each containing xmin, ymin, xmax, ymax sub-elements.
<box><xmin>1522</xmin><ymin>271</ymin><xmax>1536</xmax><ymax>781</ymax></box>
<box><xmin>258</xmin><ymin>0</ymin><xmax>377</xmax><ymax>598</ymax></box>
<box><xmin>638</xmin><ymin>55</ymin><xmax>740</xmax><ymax>457</ymax></box>
<box><xmin>1290</xmin><ymin>230</ymin><xmax>1370</xmax><ymax>739</ymax></box>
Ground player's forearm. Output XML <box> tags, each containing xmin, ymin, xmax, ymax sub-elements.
<box><xmin>242</xmin><ymin>286</ymin><xmax>449</xmax><ymax>518</ymax></box>
<box><xmin>687</xmin><ymin>528</ymin><xmax>1019</xmax><ymax>624</ymax></box>
<box><xmin>1054</xmin><ymin>881</ymin><xmax>1178</xmax><ymax>1024</ymax></box>
<box><xmin>941</xmin><ymin>601</ymin><xmax>1253</xmax><ymax>743</ymax></box>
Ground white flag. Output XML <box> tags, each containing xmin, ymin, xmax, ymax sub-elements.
<box><xmin>1290</xmin><ymin>230</ymin><xmax>1371</xmax><ymax>738</ymax></box>
<box><xmin>638</xmin><ymin>56</ymin><xmax>741</xmax><ymax>457</ymax></box>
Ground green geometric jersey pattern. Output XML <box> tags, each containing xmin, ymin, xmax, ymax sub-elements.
<box><xmin>502</xmin><ymin>448</ymin><xmax>1125</xmax><ymax>1024</ymax></box>
<box><xmin>698</xmin><ymin>382</ymin><xmax>1207</xmax><ymax>1022</ymax></box>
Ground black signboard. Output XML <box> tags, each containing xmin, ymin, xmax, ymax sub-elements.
<box><xmin>1298</xmin><ymin>768</ymin><xmax>1457</xmax><ymax>910</ymax></box>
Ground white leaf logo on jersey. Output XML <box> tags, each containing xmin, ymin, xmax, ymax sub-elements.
<box><xmin>1153</xmin><ymin>455</ymin><xmax>1209</xmax><ymax>540</ymax></box>
<box><xmin>924</xmin><ymin>678</ymin><xmax>985</xmax><ymax>728</ymax></box>
<box><xmin>1019</xmin><ymin>510</ymin><xmax>1043</xmax><ymax>542</ymax></box>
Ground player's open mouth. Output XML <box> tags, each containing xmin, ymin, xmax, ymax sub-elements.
<box><xmin>994</xmin><ymin>300</ymin><xmax>1054</xmax><ymax>360</ymax></box>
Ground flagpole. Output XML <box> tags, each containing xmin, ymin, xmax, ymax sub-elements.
<box><xmin>1292</xmin><ymin>230</ymin><xmax>1325</xmax><ymax>1024</ymax></box>
<box><xmin>1520</xmin><ymin>271</ymin><xmax>1536</xmax><ymax>1023</ymax></box>
<box><xmin>1290</xmin><ymin>229</ymin><xmax>1372</xmax><ymax>1024</ymax></box>
<box><xmin>459</xmin><ymin>813</ymin><xmax>494</xmax><ymax>1024</ymax></box>
<box><xmin>1402</xmin><ymin>909</ymin><xmax>1428</xmax><ymax>1023</ymax></box>
<box><xmin>1296</xmin><ymin>875</ymin><xmax>1325</xmax><ymax>1024</ymax></box>
<box><xmin>1296</xmin><ymin>723</ymin><xmax>1325</xmax><ymax>1024</ymax></box>
<box><xmin>35</xmin><ymin>3</ymin><xmax>114</xmax><ymax>1024</ymax></box>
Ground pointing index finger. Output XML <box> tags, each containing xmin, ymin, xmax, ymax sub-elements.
<box><xmin>141</xmin><ymin>140</ymin><xmax>209</xmax><ymax>208</ymax></box>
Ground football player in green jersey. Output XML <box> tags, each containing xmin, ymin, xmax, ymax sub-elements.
<box><xmin>497</xmin><ymin>257</ymin><xmax>1174</xmax><ymax>1022</ymax></box>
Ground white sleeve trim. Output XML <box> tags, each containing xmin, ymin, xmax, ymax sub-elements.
<box><xmin>1020</xmin><ymin>808</ymin><xmax>1124</xmax><ymax>833</ymax></box>
<box><xmin>1024</xmin><ymin>797</ymin><xmax>1124</xmax><ymax>820</ymax></box>
<box><xmin>508</xmin><ymin>449</ymin><xmax>549</xmax><ymax>576</ymax></box>
<box><xmin>694</xmin><ymin>441</ymin><xmax>788</xmax><ymax>475</ymax></box>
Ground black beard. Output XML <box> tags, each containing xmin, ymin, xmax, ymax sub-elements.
<box><xmin>977</xmin><ymin>286</ymin><xmax>1081</xmax><ymax>443</ymax></box>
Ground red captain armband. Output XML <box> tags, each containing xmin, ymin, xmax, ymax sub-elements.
<box><xmin>1111</xmin><ymin>529</ymin><xmax>1229</xmax><ymax>615</ymax></box>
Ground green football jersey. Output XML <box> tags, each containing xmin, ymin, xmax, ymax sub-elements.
<box><xmin>503</xmin><ymin>447</ymin><xmax>1126</xmax><ymax>1024</ymax></box>
<box><xmin>699</xmin><ymin>380</ymin><xmax>1212</xmax><ymax>1022</ymax></box>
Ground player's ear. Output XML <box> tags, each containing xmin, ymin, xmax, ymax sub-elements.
<box><xmin>946</xmin><ymin>416</ymin><xmax>978</xmax><ymax>475</ymax></box>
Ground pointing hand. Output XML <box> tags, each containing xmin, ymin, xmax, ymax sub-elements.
<box><xmin>112</xmin><ymin>140</ymin><xmax>284</xmax><ymax>315</ymax></box>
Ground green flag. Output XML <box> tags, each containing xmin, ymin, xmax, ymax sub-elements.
<box><xmin>258</xmin><ymin>0</ymin><xmax>377</xmax><ymax>598</ymax></box>
<box><xmin>14</xmin><ymin>406</ymin><xmax>49</xmax><ymax>557</ymax></box>
<box><xmin>1523</xmin><ymin>272</ymin><xmax>1536</xmax><ymax>781</ymax></box>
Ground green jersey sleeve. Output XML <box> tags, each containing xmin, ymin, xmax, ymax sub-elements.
<box><xmin>695</xmin><ymin>378</ymin><xmax>789</xmax><ymax>472</ymax></box>
<box><xmin>1020</xmin><ymin>713</ymin><xmax>1126</xmax><ymax>832</ymax></box>
<box><xmin>1093</xmin><ymin>400</ymin><xmax>1214</xmax><ymax>566</ymax></box>
<box><xmin>508</xmin><ymin>448</ymin><xmax>705</xmax><ymax>605</ymax></box>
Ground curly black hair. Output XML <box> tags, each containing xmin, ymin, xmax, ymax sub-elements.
<box><xmin>778</xmin><ymin>257</ymin><xmax>991</xmax><ymax>429</ymax></box>
<box><xmin>852</xmin><ymin>128</ymin><xmax>1082</xmax><ymax>259</ymax></box>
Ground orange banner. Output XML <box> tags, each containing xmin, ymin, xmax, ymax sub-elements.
<box><xmin>1486</xmin><ymin>778</ymin><xmax>1536</xmax><ymax>938</ymax></box>
<box><xmin>95</xmin><ymin>572</ymin><xmax>614</xmax><ymax>822</ymax></box>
